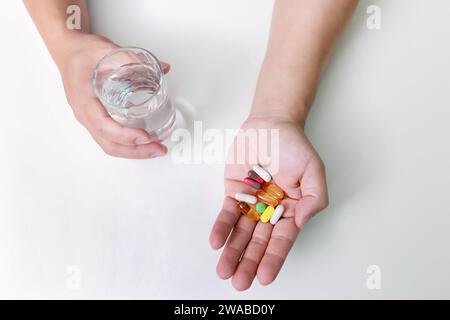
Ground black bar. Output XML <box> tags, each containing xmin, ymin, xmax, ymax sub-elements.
<box><xmin>1</xmin><ymin>300</ymin><xmax>448</xmax><ymax>318</ymax></box>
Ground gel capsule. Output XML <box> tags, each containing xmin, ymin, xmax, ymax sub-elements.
<box><xmin>238</xmin><ymin>202</ymin><xmax>260</xmax><ymax>221</ymax></box>
<box><xmin>248</xmin><ymin>170</ymin><xmax>264</xmax><ymax>184</ymax></box>
<box><xmin>263</xmin><ymin>182</ymin><xmax>285</xmax><ymax>200</ymax></box>
<box><xmin>243</xmin><ymin>177</ymin><xmax>261</xmax><ymax>189</ymax></box>
<box><xmin>256</xmin><ymin>190</ymin><xmax>279</xmax><ymax>207</ymax></box>
<box><xmin>252</xmin><ymin>165</ymin><xmax>272</xmax><ymax>183</ymax></box>
<box><xmin>260</xmin><ymin>206</ymin><xmax>275</xmax><ymax>223</ymax></box>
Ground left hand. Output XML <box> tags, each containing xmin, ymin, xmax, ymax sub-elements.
<box><xmin>209</xmin><ymin>116</ymin><xmax>329</xmax><ymax>290</ymax></box>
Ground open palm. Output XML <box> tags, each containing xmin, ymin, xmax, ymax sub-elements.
<box><xmin>209</xmin><ymin>116</ymin><xmax>329</xmax><ymax>290</ymax></box>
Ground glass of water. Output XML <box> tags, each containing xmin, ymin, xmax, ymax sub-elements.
<box><xmin>92</xmin><ymin>47</ymin><xmax>176</xmax><ymax>141</ymax></box>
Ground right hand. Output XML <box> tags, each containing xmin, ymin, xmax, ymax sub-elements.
<box><xmin>59</xmin><ymin>34</ymin><xmax>170</xmax><ymax>159</ymax></box>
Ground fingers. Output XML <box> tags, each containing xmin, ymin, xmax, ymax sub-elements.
<box><xmin>212</xmin><ymin>192</ymin><xmax>300</xmax><ymax>289</ymax></box>
<box><xmin>295</xmin><ymin>159</ymin><xmax>329</xmax><ymax>228</ymax></box>
<box><xmin>92</xmin><ymin>136</ymin><xmax>167</xmax><ymax>159</ymax></box>
<box><xmin>209</xmin><ymin>179</ymin><xmax>257</xmax><ymax>250</ymax></box>
<box><xmin>231</xmin><ymin>222</ymin><xmax>273</xmax><ymax>291</ymax></box>
<box><xmin>215</xmin><ymin>216</ymin><xmax>257</xmax><ymax>280</ymax></box>
<box><xmin>161</xmin><ymin>62</ymin><xmax>171</xmax><ymax>74</ymax></box>
<box><xmin>74</xmin><ymin>98</ymin><xmax>168</xmax><ymax>159</ymax></box>
<box><xmin>214</xmin><ymin>212</ymin><xmax>299</xmax><ymax>289</ymax></box>
<box><xmin>96</xmin><ymin>116</ymin><xmax>155</xmax><ymax>146</ymax></box>
<box><xmin>85</xmin><ymin>98</ymin><xmax>154</xmax><ymax>145</ymax></box>
<box><xmin>257</xmin><ymin>218</ymin><xmax>299</xmax><ymax>286</ymax></box>
<box><xmin>209</xmin><ymin>197</ymin><xmax>242</xmax><ymax>250</ymax></box>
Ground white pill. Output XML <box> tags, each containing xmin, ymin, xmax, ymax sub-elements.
<box><xmin>235</xmin><ymin>193</ymin><xmax>257</xmax><ymax>204</ymax></box>
<box><xmin>270</xmin><ymin>204</ymin><xmax>285</xmax><ymax>225</ymax></box>
<box><xmin>252</xmin><ymin>165</ymin><xmax>272</xmax><ymax>182</ymax></box>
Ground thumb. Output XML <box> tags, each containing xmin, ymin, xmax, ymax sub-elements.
<box><xmin>294</xmin><ymin>159</ymin><xmax>329</xmax><ymax>228</ymax></box>
<box><xmin>295</xmin><ymin>195</ymin><xmax>328</xmax><ymax>228</ymax></box>
<box><xmin>161</xmin><ymin>62</ymin><xmax>171</xmax><ymax>74</ymax></box>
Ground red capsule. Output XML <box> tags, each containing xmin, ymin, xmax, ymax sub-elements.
<box><xmin>248</xmin><ymin>170</ymin><xmax>264</xmax><ymax>184</ymax></box>
<box><xmin>243</xmin><ymin>177</ymin><xmax>261</xmax><ymax>189</ymax></box>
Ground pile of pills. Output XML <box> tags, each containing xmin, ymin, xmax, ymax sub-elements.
<box><xmin>235</xmin><ymin>165</ymin><xmax>285</xmax><ymax>225</ymax></box>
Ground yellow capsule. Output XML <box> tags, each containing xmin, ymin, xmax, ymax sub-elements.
<box><xmin>263</xmin><ymin>182</ymin><xmax>285</xmax><ymax>200</ymax></box>
<box><xmin>238</xmin><ymin>202</ymin><xmax>260</xmax><ymax>222</ymax></box>
<box><xmin>256</xmin><ymin>191</ymin><xmax>279</xmax><ymax>207</ymax></box>
<box><xmin>260</xmin><ymin>206</ymin><xmax>275</xmax><ymax>223</ymax></box>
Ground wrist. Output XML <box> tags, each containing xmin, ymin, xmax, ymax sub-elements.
<box><xmin>53</xmin><ymin>33</ymin><xmax>116</xmax><ymax>74</ymax></box>
<box><xmin>249</xmin><ymin>98</ymin><xmax>310</xmax><ymax>130</ymax></box>
<box><xmin>49</xmin><ymin>30</ymin><xmax>89</xmax><ymax>69</ymax></box>
<box><xmin>249</xmin><ymin>63</ymin><xmax>316</xmax><ymax>130</ymax></box>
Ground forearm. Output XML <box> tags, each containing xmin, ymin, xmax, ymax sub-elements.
<box><xmin>23</xmin><ymin>0</ymin><xmax>91</xmax><ymax>68</ymax></box>
<box><xmin>251</xmin><ymin>0</ymin><xmax>358</xmax><ymax>127</ymax></box>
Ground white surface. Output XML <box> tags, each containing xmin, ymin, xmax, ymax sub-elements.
<box><xmin>1</xmin><ymin>0</ymin><xmax>450</xmax><ymax>299</ymax></box>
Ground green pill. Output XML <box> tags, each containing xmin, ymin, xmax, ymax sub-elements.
<box><xmin>256</xmin><ymin>202</ymin><xmax>267</xmax><ymax>214</ymax></box>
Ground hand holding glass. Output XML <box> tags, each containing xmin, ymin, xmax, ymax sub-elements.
<box><xmin>92</xmin><ymin>47</ymin><xmax>176</xmax><ymax>141</ymax></box>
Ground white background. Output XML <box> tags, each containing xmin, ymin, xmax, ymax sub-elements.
<box><xmin>1</xmin><ymin>0</ymin><xmax>449</xmax><ymax>299</ymax></box>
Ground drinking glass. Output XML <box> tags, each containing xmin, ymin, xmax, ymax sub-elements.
<box><xmin>92</xmin><ymin>47</ymin><xmax>176</xmax><ymax>140</ymax></box>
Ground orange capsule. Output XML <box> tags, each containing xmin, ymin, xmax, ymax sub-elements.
<box><xmin>256</xmin><ymin>190</ymin><xmax>279</xmax><ymax>207</ymax></box>
<box><xmin>263</xmin><ymin>182</ymin><xmax>285</xmax><ymax>200</ymax></box>
<box><xmin>238</xmin><ymin>202</ymin><xmax>260</xmax><ymax>221</ymax></box>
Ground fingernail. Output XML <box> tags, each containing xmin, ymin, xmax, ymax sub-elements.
<box><xmin>135</xmin><ymin>137</ymin><xmax>151</xmax><ymax>145</ymax></box>
<box><xmin>149</xmin><ymin>145</ymin><xmax>168</xmax><ymax>158</ymax></box>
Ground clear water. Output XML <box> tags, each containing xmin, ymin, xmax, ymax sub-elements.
<box><xmin>101</xmin><ymin>63</ymin><xmax>175</xmax><ymax>138</ymax></box>
<box><xmin>102</xmin><ymin>63</ymin><xmax>159</xmax><ymax>109</ymax></box>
